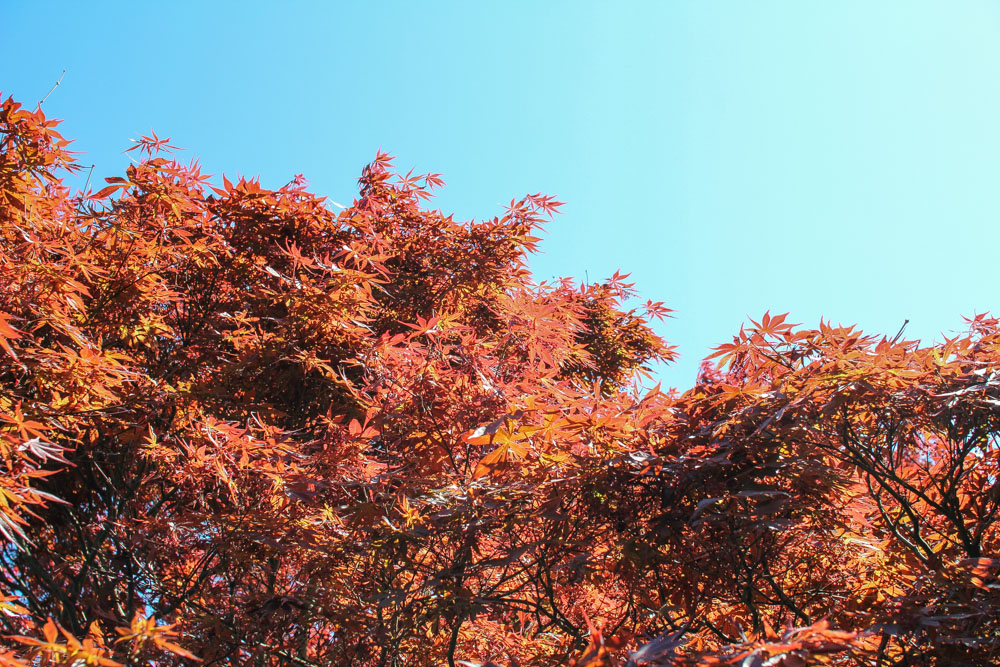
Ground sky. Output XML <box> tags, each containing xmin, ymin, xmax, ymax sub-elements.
<box><xmin>3</xmin><ymin>1</ymin><xmax>1000</xmax><ymax>389</ymax></box>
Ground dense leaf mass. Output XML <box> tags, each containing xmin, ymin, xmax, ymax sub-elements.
<box><xmin>0</xmin><ymin>95</ymin><xmax>997</xmax><ymax>666</ymax></box>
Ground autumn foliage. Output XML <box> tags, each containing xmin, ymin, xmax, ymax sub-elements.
<box><xmin>0</xmin><ymin>94</ymin><xmax>998</xmax><ymax>666</ymax></box>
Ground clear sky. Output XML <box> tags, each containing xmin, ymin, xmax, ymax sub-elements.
<box><xmin>4</xmin><ymin>1</ymin><xmax>1000</xmax><ymax>389</ymax></box>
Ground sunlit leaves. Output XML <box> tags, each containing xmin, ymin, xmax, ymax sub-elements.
<box><xmin>114</xmin><ymin>614</ymin><xmax>199</xmax><ymax>661</ymax></box>
<box><xmin>2</xmin><ymin>92</ymin><xmax>999</xmax><ymax>666</ymax></box>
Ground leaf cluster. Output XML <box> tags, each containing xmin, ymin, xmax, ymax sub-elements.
<box><xmin>0</xmin><ymin>95</ymin><xmax>998</xmax><ymax>667</ymax></box>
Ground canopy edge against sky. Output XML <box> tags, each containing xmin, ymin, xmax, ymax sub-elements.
<box><xmin>3</xmin><ymin>1</ymin><xmax>998</xmax><ymax>388</ymax></box>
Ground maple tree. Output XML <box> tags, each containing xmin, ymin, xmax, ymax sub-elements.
<box><xmin>0</xmin><ymin>93</ymin><xmax>997</xmax><ymax>666</ymax></box>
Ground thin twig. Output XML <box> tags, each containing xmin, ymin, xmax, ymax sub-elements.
<box><xmin>81</xmin><ymin>164</ymin><xmax>95</xmax><ymax>194</ymax></box>
<box><xmin>39</xmin><ymin>69</ymin><xmax>66</xmax><ymax>106</ymax></box>
<box><xmin>890</xmin><ymin>319</ymin><xmax>909</xmax><ymax>344</ymax></box>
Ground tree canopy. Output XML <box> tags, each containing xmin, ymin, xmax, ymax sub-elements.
<box><xmin>0</xmin><ymin>94</ymin><xmax>997</xmax><ymax>666</ymax></box>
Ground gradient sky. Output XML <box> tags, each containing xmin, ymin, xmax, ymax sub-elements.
<box><xmin>4</xmin><ymin>1</ymin><xmax>1000</xmax><ymax>389</ymax></box>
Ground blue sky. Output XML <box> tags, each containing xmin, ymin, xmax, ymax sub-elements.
<box><xmin>4</xmin><ymin>1</ymin><xmax>1000</xmax><ymax>389</ymax></box>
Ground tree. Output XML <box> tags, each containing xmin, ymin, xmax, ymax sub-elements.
<box><xmin>0</xmin><ymin>94</ymin><xmax>996</xmax><ymax>666</ymax></box>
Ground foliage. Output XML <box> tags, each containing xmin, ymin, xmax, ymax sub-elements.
<box><xmin>0</xmin><ymin>94</ymin><xmax>997</xmax><ymax>666</ymax></box>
